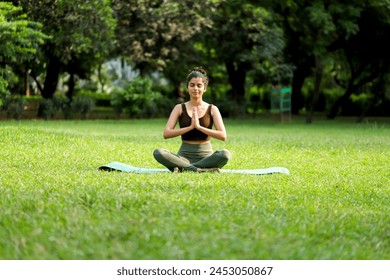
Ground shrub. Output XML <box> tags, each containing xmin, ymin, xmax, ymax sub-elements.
<box><xmin>75</xmin><ymin>89</ymin><xmax>111</xmax><ymax>107</ymax></box>
<box><xmin>38</xmin><ymin>98</ymin><xmax>55</xmax><ymax>120</ymax></box>
<box><xmin>110</xmin><ymin>77</ymin><xmax>163</xmax><ymax>118</ymax></box>
<box><xmin>2</xmin><ymin>95</ymin><xmax>26</xmax><ymax>120</ymax></box>
<box><xmin>71</xmin><ymin>96</ymin><xmax>95</xmax><ymax>119</ymax></box>
<box><xmin>0</xmin><ymin>92</ymin><xmax>6</xmax><ymax>108</ymax></box>
<box><xmin>38</xmin><ymin>95</ymin><xmax>69</xmax><ymax>120</ymax></box>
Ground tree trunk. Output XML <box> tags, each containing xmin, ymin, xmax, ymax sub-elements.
<box><xmin>327</xmin><ymin>84</ymin><xmax>356</xmax><ymax>119</ymax></box>
<box><xmin>306</xmin><ymin>56</ymin><xmax>323</xmax><ymax>124</ymax></box>
<box><xmin>97</xmin><ymin>64</ymin><xmax>105</xmax><ymax>92</ymax></box>
<box><xmin>291</xmin><ymin>71</ymin><xmax>306</xmax><ymax>115</ymax></box>
<box><xmin>41</xmin><ymin>56</ymin><xmax>61</xmax><ymax>99</ymax></box>
<box><xmin>24</xmin><ymin>67</ymin><xmax>30</xmax><ymax>96</ymax></box>
<box><xmin>225</xmin><ymin>61</ymin><xmax>248</xmax><ymax>117</ymax></box>
<box><xmin>30</xmin><ymin>72</ymin><xmax>44</xmax><ymax>94</ymax></box>
<box><xmin>66</xmin><ymin>72</ymin><xmax>75</xmax><ymax>102</ymax></box>
<box><xmin>38</xmin><ymin>56</ymin><xmax>61</xmax><ymax>117</ymax></box>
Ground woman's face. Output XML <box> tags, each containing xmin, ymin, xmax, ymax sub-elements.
<box><xmin>187</xmin><ymin>77</ymin><xmax>206</xmax><ymax>98</ymax></box>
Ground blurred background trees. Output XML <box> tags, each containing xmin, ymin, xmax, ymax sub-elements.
<box><xmin>1</xmin><ymin>0</ymin><xmax>389</xmax><ymax>121</ymax></box>
<box><xmin>0</xmin><ymin>2</ymin><xmax>47</xmax><ymax>98</ymax></box>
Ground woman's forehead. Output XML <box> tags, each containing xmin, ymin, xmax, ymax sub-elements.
<box><xmin>188</xmin><ymin>77</ymin><xmax>205</xmax><ymax>84</ymax></box>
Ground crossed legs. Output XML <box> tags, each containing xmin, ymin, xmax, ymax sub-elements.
<box><xmin>153</xmin><ymin>148</ymin><xmax>231</xmax><ymax>172</ymax></box>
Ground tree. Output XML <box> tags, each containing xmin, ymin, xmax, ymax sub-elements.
<box><xmin>272</xmin><ymin>0</ymin><xmax>390</xmax><ymax>121</ymax></box>
<box><xmin>327</xmin><ymin>0</ymin><xmax>390</xmax><ymax>119</ymax></box>
<box><xmin>12</xmin><ymin>0</ymin><xmax>116</xmax><ymax>100</ymax></box>
<box><xmin>204</xmin><ymin>0</ymin><xmax>285</xmax><ymax>115</ymax></box>
<box><xmin>300</xmin><ymin>1</ymin><xmax>362</xmax><ymax>123</ymax></box>
<box><xmin>273</xmin><ymin>0</ymin><xmax>362</xmax><ymax>117</ymax></box>
<box><xmin>0</xmin><ymin>2</ymin><xmax>47</xmax><ymax>98</ymax></box>
<box><xmin>112</xmin><ymin>0</ymin><xmax>217</xmax><ymax>75</ymax></box>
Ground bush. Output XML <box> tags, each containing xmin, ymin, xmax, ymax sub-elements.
<box><xmin>71</xmin><ymin>96</ymin><xmax>95</xmax><ymax>119</ymax></box>
<box><xmin>38</xmin><ymin>95</ymin><xmax>69</xmax><ymax>120</ymax></box>
<box><xmin>110</xmin><ymin>77</ymin><xmax>164</xmax><ymax>118</ymax></box>
<box><xmin>0</xmin><ymin>92</ymin><xmax>6</xmax><ymax>108</ymax></box>
<box><xmin>38</xmin><ymin>98</ymin><xmax>55</xmax><ymax>120</ymax></box>
<box><xmin>2</xmin><ymin>95</ymin><xmax>26</xmax><ymax>120</ymax></box>
<box><xmin>75</xmin><ymin>89</ymin><xmax>111</xmax><ymax>107</ymax></box>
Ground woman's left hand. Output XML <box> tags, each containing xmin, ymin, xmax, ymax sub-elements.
<box><xmin>192</xmin><ymin>108</ymin><xmax>200</xmax><ymax>129</ymax></box>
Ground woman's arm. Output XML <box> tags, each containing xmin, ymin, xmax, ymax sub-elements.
<box><xmin>163</xmin><ymin>104</ymin><xmax>194</xmax><ymax>139</ymax></box>
<box><xmin>193</xmin><ymin>106</ymin><xmax>227</xmax><ymax>141</ymax></box>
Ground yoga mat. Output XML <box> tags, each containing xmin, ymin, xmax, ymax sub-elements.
<box><xmin>99</xmin><ymin>162</ymin><xmax>290</xmax><ymax>175</ymax></box>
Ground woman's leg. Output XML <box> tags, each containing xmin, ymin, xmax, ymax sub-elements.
<box><xmin>192</xmin><ymin>149</ymin><xmax>232</xmax><ymax>169</ymax></box>
<box><xmin>153</xmin><ymin>148</ymin><xmax>197</xmax><ymax>171</ymax></box>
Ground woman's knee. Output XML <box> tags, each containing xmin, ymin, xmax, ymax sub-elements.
<box><xmin>217</xmin><ymin>149</ymin><xmax>232</xmax><ymax>160</ymax></box>
<box><xmin>153</xmin><ymin>148</ymin><xmax>168</xmax><ymax>160</ymax></box>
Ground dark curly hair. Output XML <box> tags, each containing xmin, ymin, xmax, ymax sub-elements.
<box><xmin>185</xmin><ymin>66</ymin><xmax>209</xmax><ymax>88</ymax></box>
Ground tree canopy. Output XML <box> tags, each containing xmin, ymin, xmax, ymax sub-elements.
<box><xmin>0</xmin><ymin>2</ymin><xmax>47</xmax><ymax>97</ymax></box>
<box><xmin>112</xmin><ymin>0</ymin><xmax>217</xmax><ymax>74</ymax></box>
<box><xmin>10</xmin><ymin>0</ymin><xmax>116</xmax><ymax>99</ymax></box>
<box><xmin>2</xmin><ymin>0</ymin><xmax>389</xmax><ymax>120</ymax></box>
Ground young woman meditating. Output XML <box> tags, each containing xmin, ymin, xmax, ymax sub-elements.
<box><xmin>153</xmin><ymin>67</ymin><xmax>231</xmax><ymax>172</ymax></box>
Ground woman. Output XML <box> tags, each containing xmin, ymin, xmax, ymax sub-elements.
<box><xmin>153</xmin><ymin>67</ymin><xmax>231</xmax><ymax>172</ymax></box>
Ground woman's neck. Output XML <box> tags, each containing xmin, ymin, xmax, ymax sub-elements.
<box><xmin>188</xmin><ymin>98</ymin><xmax>203</xmax><ymax>107</ymax></box>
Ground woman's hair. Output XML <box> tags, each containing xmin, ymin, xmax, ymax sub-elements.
<box><xmin>186</xmin><ymin>66</ymin><xmax>209</xmax><ymax>88</ymax></box>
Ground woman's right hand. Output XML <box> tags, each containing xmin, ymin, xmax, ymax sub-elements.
<box><xmin>191</xmin><ymin>107</ymin><xmax>200</xmax><ymax>129</ymax></box>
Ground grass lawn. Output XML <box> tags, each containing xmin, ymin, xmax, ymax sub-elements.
<box><xmin>0</xmin><ymin>118</ymin><xmax>389</xmax><ymax>260</ymax></box>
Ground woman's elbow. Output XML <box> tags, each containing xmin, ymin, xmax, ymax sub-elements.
<box><xmin>163</xmin><ymin>130</ymin><xmax>173</xmax><ymax>139</ymax></box>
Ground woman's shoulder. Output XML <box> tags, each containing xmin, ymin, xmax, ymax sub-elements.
<box><xmin>173</xmin><ymin>103</ymin><xmax>184</xmax><ymax>109</ymax></box>
<box><xmin>210</xmin><ymin>103</ymin><xmax>222</xmax><ymax>116</ymax></box>
<box><xmin>167</xmin><ymin>103</ymin><xmax>180</xmax><ymax>115</ymax></box>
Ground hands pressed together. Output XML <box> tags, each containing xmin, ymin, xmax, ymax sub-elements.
<box><xmin>163</xmin><ymin>103</ymin><xmax>226</xmax><ymax>141</ymax></box>
<box><xmin>191</xmin><ymin>107</ymin><xmax>201</xmax><ymax>129</ymax></box>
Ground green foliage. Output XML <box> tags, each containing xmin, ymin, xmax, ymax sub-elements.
<box><xmin>38</xmin><ymin>98</ymin><xmax>57</xmax><ymax>120</ymax></box>
<box><xmin>1</xmin><ymin>0</ymin><xmax>389</xmax><ymax>120</ymax></box>
<box><xmin>71</xmin><ymin>96</ymin><xmax>95</xmax><ymax>119</ymax></box>
<box><xmin>37</xmin><ymin>94</ymin><xmax>69</xmax><ymax>120</ymax></box>
<box><xmin>1</xmin><ymin>94</ymin><xmax>26</xmax><ymax>119</ymax></box>
<box><xmin>12</xmin><ymin>0</ymin><xmax>116</xmax><ymax>99</ymax></box>
<box><xmin>0</xmin><ymin>2</ymin><xmax>47</xmax><ymax>62</ymax></box>
<box><xmin>0</xmin><ymin>2</ymin><xmax>48</xmax><ymax>95</ymax></box>
<box><xmin>110</xmin><ymin>77</ymin><xmax>164</xmax><ymax>118</ymax></box>
<box><xmin>212</xmin><ymin>1</ymin><xmax>280</xmax><ymax>63</ymax></box>
<box><xmin>112</xmin><ymin>0</ymin><xmax>218</xmax><ymax>72</ymax></box>
<box><xmin>0</xmin><ymin>67</ymin><xmax>16</xmax><ymax>96</ymax></box>
<box><xmin>350</xmin><ymin>92</ymin><xmax>374</xmax><ymax>113</ymax></box>
<box><xmin>0</xmin><ymin>119</ymin><xmax>389</xmax><ymax>259</ymax></box>
<box><xmin>76</xmin><ymin>89</ymin><xmax>111</xmax><ymax>107</ymax></box>
<box><xmin>19</xmin><ymin>0</ymin><xmax>116</xmax><ymax>64</ymax></box>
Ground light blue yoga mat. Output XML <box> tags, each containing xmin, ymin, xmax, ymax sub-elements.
<box><xmin>99</xmin><ymin>162</ymin><xmax>290</xmax><ymax>175</ymax></box>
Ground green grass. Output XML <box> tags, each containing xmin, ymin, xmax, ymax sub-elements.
<box><xmin>0</xmin><ymin>118</ymin><xmax>389</xmax><ymax>260</ymax></box>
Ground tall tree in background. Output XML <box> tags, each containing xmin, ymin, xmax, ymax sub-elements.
<box><xmin>206</xmin><ymin>0</ymin><xmax>285</xmax><ymax>114</ymax></box>
<box><xmin>273</xmin><ymin>0</ymin><xmax>362</xmax><ymax>116</ymax></box>
<box><xmin>11</xmin><ymin>0</ymin><xmax>116</xmax><ymax>100</ymax></box>
<box><xmin>0</xmin><ymin>2</ymin><xmax>47</xmax><ymax>97</ymax></box>
<box><xmin>327</xmin><ymin>0</ymin><xmax>390</xmax><ymax>119</ymax></box>
<box><xmin>273</xmin><ymin>0</ymin><xmax>390</xmax><ymax>120</ymax></box>
<box><xmin>301</xmin><ymin>1</ymin><xmax>362</xmax><ymax>123</ymax></box>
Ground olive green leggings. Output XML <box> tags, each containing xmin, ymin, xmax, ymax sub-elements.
<box><xmin>153</xmin><ymin>142</ymin><xmax>231</xmax><ymax>171</ymax></box>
